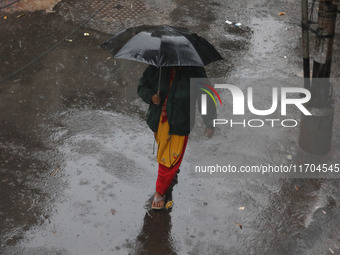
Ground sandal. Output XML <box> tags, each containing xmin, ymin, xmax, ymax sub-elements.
<box><xmin>151</xmin><ymin>195</ymin><xmax>165</xmax><ymax>210</ymax></box>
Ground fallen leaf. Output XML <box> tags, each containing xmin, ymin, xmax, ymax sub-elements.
<box><xmin>4</xmin><ymin>16</ymin><xmax>7</xmax><ymax>20</ymax></box>
<box><xmin>51</xmin><ymin>168</ymin><xmax>60</xmax><ymax>177</ymax></box>
<box><xmin>236</xmin><ymin>222</ymin><xmax>242</xmax><ymax>229</ymax></box>
<box><xmin>239</xmin><ymin>206</ymin><xmax>245</xmax><ymax>210</ymax></box>
<box><xmin>66</xmin><ymin>39</ymin><xmax>73</xmax><ymax>42</ymax></box>
<box><xmin>279</xmin><ymin>12</ymin><xmax>286</xmax><ymax>16</ymax></box>
<box><xmin>165</xmin><ymin>200</ymin><xmax>173</xmax><ymax>209</ymax></box>
<box><xmin>16</xmin><ymin>14</ymin><xmax>25</xmax><ymax>18</ymax></box>
<box><xmin>295</xmin><ymin>185</ymin><xmax>300</xmax><ymax>191</ymax></box>
<box><xmin>114</xmin><ymin>4</ymin><xmax>124</xmax><ymax>9</ymax></box>
<box><xmin>110</xmin><ymin>208</ymin><xmax>116</xmax><ymax>215</ymax></box>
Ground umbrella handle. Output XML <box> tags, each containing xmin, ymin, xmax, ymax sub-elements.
<box><xmin>157</xmin><ymin>66</ymin><xmax>161</xmax><ymax>96</ymax></box>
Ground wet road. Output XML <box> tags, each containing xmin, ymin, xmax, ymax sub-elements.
<box><xmin>1</xmin><ymin>0</ymin><xmax>340</xmax><ymax>254</ymax></box>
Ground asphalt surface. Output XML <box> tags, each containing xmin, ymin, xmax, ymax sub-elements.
<box><xmin>1</xmin><ymin>0</ymin><xmax>340</xmax><ymax>254</ymax></box>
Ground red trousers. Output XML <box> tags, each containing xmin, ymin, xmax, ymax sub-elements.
<box><xmin>155</xmin><ymin>136</ymin><xmax>188</xmax><ymax>195</ymax></box>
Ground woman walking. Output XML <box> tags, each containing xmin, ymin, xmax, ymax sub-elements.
<box><xmin>138</xmin><ymin>65</ymin><xmax>216</xmax><ymax>209</ymax></box>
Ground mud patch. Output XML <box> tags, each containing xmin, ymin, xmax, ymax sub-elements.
<box><xmin>2</xmin><ymin>0</ymin><xmax>62</xmax><ymax>13</ymax></box>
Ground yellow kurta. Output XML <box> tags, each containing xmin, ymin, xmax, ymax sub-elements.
<box><xmin>155</xmin><ymin>70</ymin><xmax>186</xmax><ymax>168</ymax></box>
<box><xmin>155</xmin><ymin>118</ymin><xmax>186</xmax><ymax>168</ymax></box>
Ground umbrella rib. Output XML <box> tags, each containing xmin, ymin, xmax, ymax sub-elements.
<box><xmin>102</xmin><ymin>25</ymin><xmax>222</xmax><ymax>68</ymax></box>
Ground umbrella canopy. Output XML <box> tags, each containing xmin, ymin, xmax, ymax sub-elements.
<box><xmin>101</xmin><ymin>25</ymin><xmax>223</xmax><ymax>67</ymax></box>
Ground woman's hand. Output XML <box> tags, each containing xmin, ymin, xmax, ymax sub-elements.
<box><xmin>151</xmin><ymin>94</ymin><xmax>161</xmax><ymax>105</ymax></box>
<box><xmin>204</xmin><ymin>128</ymin><xmax>215</xmax><ymax>138</ymax></box>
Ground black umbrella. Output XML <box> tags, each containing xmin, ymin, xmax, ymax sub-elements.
<box><xmin>101</xmin><ymin>25</ymin><xmax>223</xmax><ymax>93</ymax></box>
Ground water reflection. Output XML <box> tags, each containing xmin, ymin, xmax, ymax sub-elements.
<box><xmin>247</xmin><ymin>178</ymin><xmax>340</xmax><ymax>255</ymax></box>
<box><xmin>0</xmin><ymin>142</ymin><xmax>53</xmax><ymax>248</ymax></box>
<box><xmin>130</xmin><ymin>172</ymin><xmax>179</xmax><ymax>255</ymax></box>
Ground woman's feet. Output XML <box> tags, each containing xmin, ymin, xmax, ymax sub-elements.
<box><xmin>151</xmin><ymin>192</ymin><xmax>165</xmax><ymax>210</ymax></box>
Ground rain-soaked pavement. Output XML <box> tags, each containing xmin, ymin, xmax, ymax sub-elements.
<box><xmin>1</xmin><ymin>0</ymin><xmax>340</xmax><ymax>254</ymax></box>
